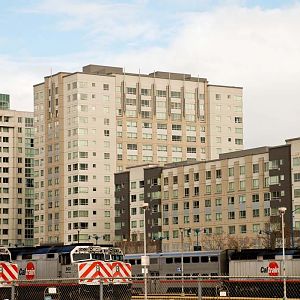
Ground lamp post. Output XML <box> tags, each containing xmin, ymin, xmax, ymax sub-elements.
<box><xmin>142</xmin><ymin>203</ymin><xmax>149</xmax><ymax>300</ymax></box>
<box><xmin>278</xmin><ymin>207</ymin><xmax>287</xmax><ymax>300</ymax></box>
<box><xmin>179</xmin><ymin>227</ymin><xmax>184</xmax><ymax>295</ymax></box>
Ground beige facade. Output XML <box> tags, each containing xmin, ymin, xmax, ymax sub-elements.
<box><xmin>161</xmin><ymin>149</ymin><xmax>271</xmax><ymax>252</ymax></box>
<box><xmin>0</xmin><ymin>105</ymin><xmax>34</xmax><ymax>246</ymax></box>
<box><xmin>34</xmin><ymin>65</ymin><xmax>244</xmax><ymax>245</ymax></box>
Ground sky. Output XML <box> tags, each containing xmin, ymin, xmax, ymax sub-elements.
<box><xmin>0</xmin><ymin>0</ymin><xmax>299</xmax><ymax>148</ymax></box>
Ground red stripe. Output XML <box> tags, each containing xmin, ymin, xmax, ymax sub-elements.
<box><xmin>79</xmin><ymin>262</ymin><xmax>87</xmax><ymax>271</ymax></box>
<box><xmin>80</xmin><ymin>262</ymin><xmax>98</xmax><ymax>279</ymax></box>
<box><xmin>80</xmin><ymin>261</ymin><xmax>111</xmax><ymax>279</ymax></box>
<box><xmin>119</xmin><ymin>263</ymin><xmax>131</xmax><ymax>277</ymax></box>
<box><xmin>1</xmin><ymin>263</ymin><xmax>17</xmax><ymax>280</ymax></box>
<box><xmin>126</xmin><ymin>263</ymin><xmax>132</xmax><ymax>271</ymax></box>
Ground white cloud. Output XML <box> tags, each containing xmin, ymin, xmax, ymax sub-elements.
<box><xmin>2</xmin><ymin>2</ymin><xmax>300</xmax><ymax>149</ymax></box>
<box><xmin>108</xmin><ymin>4</ymin><xmax>300</xmax><ymax>147</ymax></box>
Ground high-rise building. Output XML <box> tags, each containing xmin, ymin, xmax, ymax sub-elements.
<box><xmin>115</xmin><ymin>138</ymin><xmax>300</xmax><ymax>251</ymax></box>
<box><xmin>33</xmin><ymin>65</ymin><xmax>243</xmax><ymax>245</ymax></box>
<box><xmin>0</xmin><ymin>97</ymin><xmax>34</xmax><ymax>246</ymax></box>
<box><xmin>0</xmin><ymin>93</ymin><xmax>10</xmax><ymax>110</ymax></box>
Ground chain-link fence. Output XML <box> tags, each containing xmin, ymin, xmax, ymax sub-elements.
<box><xmin>1</xmin><ymin>276</ymin><xmax>300</xmax><ymax>299</ymax></box>
<box><xmin>132</xmin><ymin>275</ymin><xmax>300</xmax><ymax>299</ymax></box>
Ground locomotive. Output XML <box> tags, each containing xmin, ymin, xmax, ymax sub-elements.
<box><xmin>125</xmin><ymin>248</ymin><xmax>300</xmax><ymax>298</ymax></box>
<box><xmin>0</xmin><ymin>247</ymin><xmax>18</xmax><ymax>299</ymax></box>
<box><xmin>6</xmin><ymin>244</ymin><xmax>132</xmax><ymax>300</ymax></box>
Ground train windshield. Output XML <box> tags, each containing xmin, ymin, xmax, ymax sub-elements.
<box><xmin>112</xmin><ymin>254</ymin><xmax>124</xmax><ymax>261</ymax></box>
<box><xmin>0</xmin><ymin>254</ymin><xmax>10</xmax><ymax>262</ymax></box>
<box><xmin>72</xmin><ymin>253</ymin><xmax>91</xmax><ymax>261</ymax></box>
<box><xmin>91</xmin><ymin>253</ymin><xmax>105</xmax><ymax>261</ymax></box>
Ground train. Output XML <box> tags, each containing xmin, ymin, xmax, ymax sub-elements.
<box><xmin>125</xmin><ymin>248</ymin><xmax>300</xmax><ymax>298</ymax></box>
<box><xmin>0</xmin><ymin>244</ymin><xmax>132</xmax><ymax>300</ymax></box>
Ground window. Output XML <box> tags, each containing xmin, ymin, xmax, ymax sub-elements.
<box><xmin>228</xmin><ymin>211</ymin><xmax>235</xmax><ymax>219</ymax></box>
<box><xmin>206</xmin><ymin>171</ymin><xmax>211</xmax><ymax>180</ymax></box>
<box><xmin>127</xmin><ymin>87</ymin><xmax>136</xmax><ymax>94</ymax></box>
<box><xmin>239</xmin><ymin>211</ymin><xmax>246</xmax><ymax>218</ymax></box>
<box><xmin>205</xmin><ymin>214</ymin><xmax>211</xmax><ymax>221</ymax></box>
<box><xmin>235</xmin><ymin>138</ymin><xmax>243</xmax><ymax>145</ymax></box>
<box><xmin>127</xmin><ymin>144</ymin><xmax>137</xmax><ymax>150</ymax></box>
<box><xmin>228</xmin><ymin>196</ymin><xmax>234</xmax><ymax>205</ymax></box>
<box><xmin>193</xmin><ymin>201</ymin><xmax>199</xmax><ymax>208</ymax></box>
<box><xmin>240</xmin><ymin>165</ymin><xmax>245</xmax><ymax>175</ymax></box>
<box><xmin>205</xmin><ymin>199</ymin><xmax>211</xmax><ymax>207</ymax></box>
<box><xmin>252</xmin><ymin>179</ymin><xmax>259</xmax><ymax>189</ymax></box>
<box><xmin>253</xmin><ymin>209</ymin><xmax>260</xmax><ymax>217</ymax></box>
<box><xmin>228</xmin><ymin>182</ymin><xmax>234</xmax><ymax>192</ymax></box>
<box><xmin>252</xmin><ymin>194</ymin><xmax>259</xmax><ymax>202</ymax></box>
<box><xmin>239</xmin><ymin>180</ymin><xmax>245</xmax><ymax>190</ymax></box>
<box><xmin>293</xmin><ymin>157</ymin><xmax>300</xmax><ymax>166</ymax></box>
<box><xmin>240</xmin><ymin>225</ymin><xmax>247</xmax><ymax>233</ymax></box>
<box><xmin>239</xmin><ymin>195</ymin><xmax>246</xmax><ymax>203</ymax></box>
<box><xmin>184</xmin><ymin>188</ymin><xmax>189</xmax><ymax>197</ymax></box>
<box><xmin>216</xmin><ymin>169</ymin><xmax>222</xmax><ymax>179</ymax></box>
<box><xmin>216</xmin><ymin>213</ymin><xmax>222</xmax><ymax>221</ymax></box>
<box><xmin>295</xmin><ymin>189</ymin><xmax>300</xmax><ymax>198</ymax></box>
<box><xmin>228</xmin><ymin>167</ymin><xmax>234</xmax><ymax>177</ymax></box>
<box><xmin>294</xmin><ymin>173</ymin><xmax>300</xmax><ymax>182</ymax></box>
<box><xmin>215</xmin><ymin>198</ymin><xmax>222</xmax><ymax>206</ymax></box>
<box><xmin>228</xmin><ymin>226</ymin><xmax>235</xmax><ymax>234</ymax></box>
<box><xmin>205</xmin><ymin>185</ymin><xmax>211</xmax><ymax>194</ymax></box>
<box><xmin>253</xmin><ymin>164</ymin><xmax>259</xmax><ymax>173</ymax></box>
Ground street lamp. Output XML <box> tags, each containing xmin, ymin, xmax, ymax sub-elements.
<box><xmin>179</xmin><ymin>228</ymin><xmax>184</xmax><ymax>295</ymax></box>
<box><xmin>278</xmin><ymin>207</ymin><xmax>287</xmax><ymax>300</ymax></box>
<box><xmin>141</xmin><ymin>203</ymin><xmax>149</xmax><ymax>300</ymax></box>
<box><xmin>89</xmin><ymin>234</ymin><xmax>101</xmax><ymax>245</ymax></box>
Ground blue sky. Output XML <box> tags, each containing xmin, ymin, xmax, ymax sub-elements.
<box><xmin>0</xmin><ymin>0</ymin><xmax>300</xmax><ymax>147</ymax></box>
<box><xmin>0</xmin><ymin>0</ymin><xmax>297</xmax><ymax>57</ymax></box>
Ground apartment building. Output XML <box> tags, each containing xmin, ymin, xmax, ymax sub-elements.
<box><xmin>0</xmin><ymin>95</ymin><xmax>34</xmax><ymax>246</ymax></box>
<box><xmin>34</xmin><ymin>65</ymin><xmax>243</xmax><ymax>245</ymax></box>
<box><xmin>115</xmin><ymin>139</ymin><xmax>300</xmax><ymax>252</ymax></box>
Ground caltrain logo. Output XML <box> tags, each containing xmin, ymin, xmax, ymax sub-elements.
<box><xmin>25</xmin><ymin>262</ymin><xmax>35</xmax><ymax>280</ymax></box>
<box><xmin>261</xmin><ymin>261</ymin><xmax>279</xmax><ymax>276</ymax></box>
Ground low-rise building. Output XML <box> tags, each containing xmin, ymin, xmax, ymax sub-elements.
<box><xmin>115</xmin><ymin>138</ymin><xmax>300</xmax><ymax>252</ymax></box>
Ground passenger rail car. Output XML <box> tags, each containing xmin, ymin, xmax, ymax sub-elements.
<box><xmin>227</xmin><ymin>248</ymin><xmax>300</xmax><ymax>299</ymax></box>
<box><xmin>125</xmin><ymin>250</ymin><xmax>230</xmax><ymax>295</ymax></box>
<box><xmin>9</xmin><ymin>244</ymin><xmax>132</xmax><ymax>300</ymax></box>
<box><xmin>125</xmin><ymin>248</ymin><xmax>300</xmax><ymax>298</ymax></box>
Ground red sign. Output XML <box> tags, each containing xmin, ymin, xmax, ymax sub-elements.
<box><xmin>25</xmin><ymin>262</ymin><xmax>35</xmax><ymax>280</ymax></box>
<box><xmin>268</xmin><ymin>261</ymin><xmax>279</xmax><ymax>276</ymax></box>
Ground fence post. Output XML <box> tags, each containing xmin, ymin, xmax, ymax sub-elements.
<box><xmin>99</xmin><ymin>279</ymin><xmax>103</xmax><ymax>300</ymax></box>
<box><xmin>11</xmin><ymin>282</ymin><xmax>15</xmax><ymax>300</ymax></box>
<box><xmin>198</xmin><ymin>277</ymin><xmax>202</xmax><ymax>300</ymax></box>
